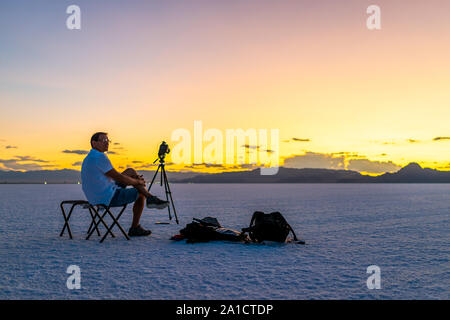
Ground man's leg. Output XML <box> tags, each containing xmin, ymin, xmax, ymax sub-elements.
<box><xmin>121</xmin><ymin>168</ymin><xmax>169</xmax><ymax>221</ymax></box>
<box><xmin>121</xmin><ymin>168</ymin><xmax>149</xmax><ymax>228</ymax></box>
<box><xmin>131</xmin><ymin>193</ymin><xmax>145</xmax><ymax>228</ymax></box>
<box><xmin>121</xmin><ymin>168</ymin><xmax>152</xmax><ymax>198</ymax></box>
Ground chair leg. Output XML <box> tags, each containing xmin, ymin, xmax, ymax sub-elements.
<box><xmin>99</xmin><ymin>209</ymin><xmax>116</xmax><ymax>238</ymax></box>
<box><xmin>60</xmin><ymin>203</ymin><xmax>76</xmax><ymax>239</ymax></box>
<box><xmin>86</xmin><ymin>206</ymin><xmax>115</xmax><ymax>240</ymax></box>
<box><xmin>100</xmin><ymin>206</ymin><xmax>130</xmax><ymax>243</ymax></box>
<box><xmin>105</xmin><ymin>212</ymin><xmax>129</xmax><ymax>241</ymax></box>
<box><xmin>87</xmin><ymin>207</ymin><xmax>101</xmax><ymax>237</ymax></box>
<box><xmin>60</xmin><ymin>203</ymin><xmax>69</xmax><ymax>237</ymax></box>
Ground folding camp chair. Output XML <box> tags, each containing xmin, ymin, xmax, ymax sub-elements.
<box><xmin>60</xmin><ymin>200</ymin><xmax>98</xmax><ymax>239</ymax></box>
<box><xmin>85</xmin><ymin>203</ymin><xmax>130</xmax><ymax>243</ymax></box>
<box><xmin>60</xmin><ymin>200</ymin><xmax>129</xmax><ymax>243</ymax></box>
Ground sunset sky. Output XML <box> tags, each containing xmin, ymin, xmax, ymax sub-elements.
<box><xmin>1</xmin><ymin>0</ymin><xmax>449</xmax><ymax>174</ymax></box>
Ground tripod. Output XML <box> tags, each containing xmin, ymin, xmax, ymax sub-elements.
<box><xmin>147</xmin><ymin>156</ymin><xmax>179</xmax><ymax>224</ymax></box>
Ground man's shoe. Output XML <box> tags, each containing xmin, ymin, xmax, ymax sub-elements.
<box><xmin>147</xmin><ymin>195</ymin><xmax>169</xmax><ymax>209</ymax></box>
<box><xmin>128</xmin><ymin>225</ymin><xmax>152</xmax><ymax>237</ymax></box>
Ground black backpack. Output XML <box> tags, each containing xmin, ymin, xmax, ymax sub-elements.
<box><xmin>242</xmin><ymin>211</ymin><xmax>305</xmax><ymax>244</ymax></box>
<box><xmin>179</xmin><ymin>217</ymin><xmax>249</xmax><ymax>243</ymax></box>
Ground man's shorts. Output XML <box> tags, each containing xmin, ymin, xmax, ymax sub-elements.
<box><xmin>109</xmin><ymin>187</ymin><xmax>139</xmax><ymax>207</ymax></box>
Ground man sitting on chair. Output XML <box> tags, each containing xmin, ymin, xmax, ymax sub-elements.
<box><xmin>81</xmin><ymin>132</ymin><xmax>169</xmax><ymax>237</ymax></box>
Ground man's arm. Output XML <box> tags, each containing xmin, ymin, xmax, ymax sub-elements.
<box><xmin>105</xmin><ymin>168</ymin><xmax>145</xmax><ymax>187</ymax></box>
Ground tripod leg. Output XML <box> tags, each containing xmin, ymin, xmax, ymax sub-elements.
<box><xmin>163</xmin><ymin>169</ymin><xmax>179</xmax><ymax>224</ymax></box>
<box><xmin>148</xmin><ymin>164</ymin><xmax>161</xmax><ymax>192</ymax></box>
<box><xmin>161</xmin><ymin>166</ymin><xmax>172</xmax><ymax>221</ymax></box>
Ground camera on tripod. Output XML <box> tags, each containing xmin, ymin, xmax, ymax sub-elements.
<box><xmin>155</xmin><ymin>141</ymin><xmax>170</xmax><ymax>163</ymax></box>
<box><xmin>148</xmin><ymin>141</ymin><xmax>179</xmax><ymax>224</ymax></box>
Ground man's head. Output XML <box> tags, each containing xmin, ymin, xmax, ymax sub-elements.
<box><xmin>90</xmin><ymin>132</ymin><xmax>109</xmax><ymax>152</ymax></box>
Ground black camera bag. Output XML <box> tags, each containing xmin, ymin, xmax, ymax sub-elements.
<box><xmin>242</xmin><ymin>211</ymin><xmax>304</xmax><ymax>244</ymax></box>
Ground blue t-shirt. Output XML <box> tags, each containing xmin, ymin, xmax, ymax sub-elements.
<box><xmin>81</xmin><ymin>149</ymin><xmax>117</xmax><ymax>205</ymax></box>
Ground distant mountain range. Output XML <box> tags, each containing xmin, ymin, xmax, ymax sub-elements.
<box><xmin>178</xmin><ymin>162</ymin><xmax>450</xmax><ymax>183</ymax></box>
<box><xmin>0</xmin><ymin>163</ymin><xmax>449</xmax><ymax>184</ymax></box>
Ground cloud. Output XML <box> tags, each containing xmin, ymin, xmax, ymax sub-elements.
<box><xmin>347</xmin><ymin>159</ymin><xmax>401</xmax><ymax>174</ymax></box>
<box><xmin>181</xmin><ymin>163</ymin><xmax>262</xmax><ymax>171</ymax></box>
<box><xmin>283</xmin><ymin>151</ymin><xmax>402</xmax><ymax>173</ymax></box>
<box><xmin>235</xmin><ymin>163</ymin><xmax>261</xmax><ymax>170</ymax></box>
<box><xmin>330</xmin><ymin>152</ymin><xmax>364</xmax><ymax>158</ymax></box>
<box><xmin>135</xmin><ymin>164</ymin><xmax>157</xmax><ymax>169</ymax></box>
<box><xmin>135</xmin><ymin>162</ymin><xmax>174</xmax><ymax>169</ymax></box>
<box><xmin>371</xmin><ymin>140</ymin><xmax>397</xmax><ymax>145</ymax></box>
<box><xmin>0</xmin><ymin>156</ymin><xmax>54</xmax><ymax>171</ymax></box>
<box><xmin>106</xmin><ymin>151</ymin><xmax>118</xmax><ymax>155</ymax></box>
<box><xmin>203</xmin><ymin>163</ymin><xmax>225</xmax><ymax>168</ymax></box>
<box><xmin>374</xmin><ymin>137</ymin><xmax>449</xmax><ymax>144</ymax></box>
<box><xmin>433</xmin><ymin>137</ymin><xmax>450</xmax><ymax>141</ymax></box>
<box><xmin>180</xmin><ymin>163</ymin><xmax>258</xmax><ymax>171</ymax></box>
<box><xmin>188</xmin><ymin>163</ymin><xmax>226</xmax><ymax>168</ymax></box>
<box><xmin>72</xmin><ymin>161</ymin><xmax>82</xmax><ymax>166</ymax></box>
<box><xmin>14</xmin><ymin>156</ymin><xmax>49</xmax><ymax>163</ymax></box>
<box><xmin>62</xmin><ymin>150</ymin><xmax>89</xmax><ymax>155</ymax></box>
<box><xmin>283</xmin><ymin>138</ymin><xmax>311</xmax><ymax>143</ymax></box>
<box><xmin>242</xmin><ymin>145</ymin><xmax>274</xmax><ymax>154</ymax></box>
<box><xmin>283</xmin><ymin>152</ymin><xmax>345</xmax><ymax>170</ymax></box>
<box><xmin>437</xmin><ymin>162</ymin><xmax>450</xmax><ymax>169</ymax></box>
<box><xmin>5</xmin><ymin>145</ymin><xmax>18</xmax><ymax>149</ymax></box>
<box><xmin>242</xmin><ymin>144</ymin><xmax>259</xmax><ymax>150</ymax></box>
<box><xmin>111</xmin><ymin>142</ymin><xmax>125</xmax><ymax>150</ymax></box>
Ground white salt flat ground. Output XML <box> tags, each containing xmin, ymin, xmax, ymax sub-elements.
<box><xmin>0</xmin><ymin>183</ymin><xmax>449</xmax><ymax>299</ymax></box>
